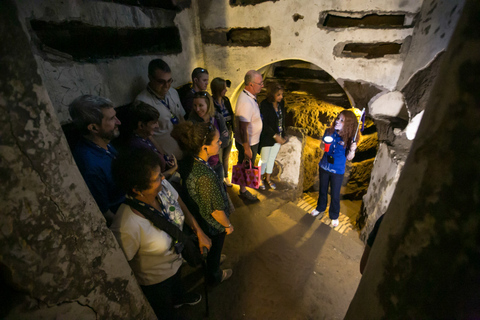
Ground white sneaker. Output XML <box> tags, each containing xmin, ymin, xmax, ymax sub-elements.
<box><xmin>331</xmin><ymin>219</ymin><xmax>339</xmax><ymax>227</ymax></box>
<box><xmin>311</xmin><ymin>209</ymin><xmax>320</xmax><ymax>217</ymax></box>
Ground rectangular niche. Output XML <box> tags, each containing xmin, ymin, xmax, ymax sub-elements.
<box><xmin>338</xmin><ymin>42</ymin><xmax>402</xmax><ymax>59</ymax></box>
<box><xmin>30</xmin><ymin>20</ymin><xmax>182</xmax><ymax>61</ymax></box>
<box><xmin>319</xmin><ymin>12</ymin><xmax>415</xmax><ymax>29</ymax></box>
<box><xmin>230</xmin><ymin>0</ymin><xmax>278</xmax><ymax>6</ymax></box>
<box><xmin>202</xmin><ymin>27</ymin><xmax>271</xmax><ymax>47</ymax></box>
<box><xmin>102</xmin><ymin>0</ymin><xmax>191</xmax><ymax>10</ymax></box>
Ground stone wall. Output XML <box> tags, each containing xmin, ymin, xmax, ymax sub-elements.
<box><xmin>360</xmin><ymin>0</ymin><xmax>465</xmax><ymax>236</ymax></box>
<box><xmin>198</xmin><ymin>0</ymin><xmax>421</xmax><ymax>101</ymax></box>
<box><xmin>346</xmin><ymin>0</ymin><xmax>480</xmax><ymax>316</ymax></box>
<box><xmin>15</xmin><ymin>0</ymin><xmax>204</xmax><ymax>124</ymax></box>
<box><xmin>0</xmin><ymin>2</ymin><xmax>154</xmax><ymax>318</ymax></box>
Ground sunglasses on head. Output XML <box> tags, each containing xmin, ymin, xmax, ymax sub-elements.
<box><xmin>194</xmin><ymin>91</ymin><xmax>209</xmax><ymax>98</ymax></box>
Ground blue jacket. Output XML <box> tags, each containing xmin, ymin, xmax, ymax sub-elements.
<box><xmin>319</xmin><ymin>131</ymin><xmax>348</xmax><ymax>174</ymax></box>
<box><xmin>73</xmin><ymin>138</ymin><xmax>125</xmax><ymax>214</ymax></box>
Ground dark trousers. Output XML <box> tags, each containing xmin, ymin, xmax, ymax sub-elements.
<box><xmin>316</xmin><ymin>168</ymin><xmax>344</xmax><ymax>220</ymax></box>
<box><xmin>219</xmin><ymin>137</ymin><xmax>233</xmax><ymax>176</ymax></box>
<box><xmin>206</xmin><ymin>232</ymin><xmax>226</xmax><ymax>285</ymax></box>
<box><xmin>141</xmin><ymin>268</ymin><xmax>186</xmax><ymax>320</ymax></box>
<box><xmin>235</xmin><ymin>141</ymin><xmax>259</xmax><ymax>165</ymax></box>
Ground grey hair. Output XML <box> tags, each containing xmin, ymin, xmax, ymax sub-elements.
<box><xmin>69</xmin><ymin>95</ymin><xmax>114</xmax><ymax>135</ymax></box>
<box><xmin>244</xmin><ymin>70</ymin><xmax>260</xmax><ymax>86</ymax></box>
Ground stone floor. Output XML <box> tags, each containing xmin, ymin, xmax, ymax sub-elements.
<box><xmin>178</xmin><ymin>183</ymin><xmax>364</xmax><ymax>320</ymax></box>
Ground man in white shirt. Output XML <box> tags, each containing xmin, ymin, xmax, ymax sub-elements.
<box><xmin>234</xmin><ymin>70</ymin><xmax>264</xmax><ymax>201</ymax></box>
<box><xmin>135</xmin><ymin>59</ymin><xmax>185</xmax><ymax>160</ymax></box>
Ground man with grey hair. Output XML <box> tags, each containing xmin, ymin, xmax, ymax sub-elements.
<box><xmin>69</xmin><ymin>95</ymin><xmax>124</xmax><ymax>225</ymax></box>
<box><xmin>234</xmin><ymin>70</ymin><xmax>264</xmax><ymax>201</ymax></box>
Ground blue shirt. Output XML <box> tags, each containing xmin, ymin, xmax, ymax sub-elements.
<box><xmin>319</xmin><ymin>131</ymin><xmax>348</xmax><ymax>174</ymax></box>
<box><xmin>73</xmin><ymin>138</ymin><xmax>125</xmax><ymax>214</ymax></box>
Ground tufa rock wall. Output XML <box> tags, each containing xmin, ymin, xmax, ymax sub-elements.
<box><xmin>0</xmin><ymin>2</ymin><xmax>154</xmax><ymax>318</ymax></box>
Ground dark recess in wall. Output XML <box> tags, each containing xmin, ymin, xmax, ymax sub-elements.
<box><xmin>274</xmin><ymin>67</ymin><xmax>332</xmax><ymax>81</ymax></box>
<box><xmin>202</xmin><ymin>27</ymin><xmax>271</xmax><ymax>47</ymax></box>
<box><xmin>323</xmin><ymin>13</ymin><xmax>407</xmax><ymax>28</ymax></box>
<box><xmin>341</xmin><ymin>43</ymin><xmax>402</xmax><ymax>59</ymax></box>
<box><xmin>101</xmin><ymin>0</ymin><xmax>191</xmax><ymax>10</ymax></box>
<box><xmin>230</xmin><ymin>0</ymin><xmax>278</xmax><ymax>6</ymax></box>
<box><xmin>30</xmin><ymin>20</ymin><xmax>182</xmax><ymax>61</ymax></box>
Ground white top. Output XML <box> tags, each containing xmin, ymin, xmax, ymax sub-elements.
<box><xmin>234</xmin><ymin>90</ymin><xmax>263</xmax><ymax>145</ymax></box>
<box><xmin>110</xmin><ymin>180</ymin><xmax>184</xmax><ymax>286</ymax></box>
<box><xmin>135</xmin><ymin>87</ymin><xmax>186</xmax><ymax>160</ymax></box>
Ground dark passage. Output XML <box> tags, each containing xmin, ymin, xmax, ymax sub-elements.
<box><xmin>30</xmin><ymin>20</ymin><xmax>182</xmax><ymax>61</ymax></box>
<box><xmin>202</xmin><ymin>27</ymin><xmax>271</xmax><ymax>47</ymax></box>
<box><xmin>342</xmin><ymin>43</ymin><xmax>402</xmax><ymax>59</ymax></box>
<box><xmin>323</xmin><ymin>13</ymin><xmax>407</xmax><ymax>28</ymax></box>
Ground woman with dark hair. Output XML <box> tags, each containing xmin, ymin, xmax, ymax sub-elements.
<box><xmin>125</xmin><ymin>100</ymin><xmax>178</xmax><ymax>179</ymax></box>
<box><xmin>110</xmin><ymin>148</ymin><xmax>211</xmax><ymax>319</ymax></box>
<box><xmin>310</xmin><ymin>110</ymin><xmax>359</xmax><ymax>227</ymax></box>
<box><xmin>258</xmin><ymin>82</ymin><xmax>287</xmax><ymax>190</ymax></box>
<box><xmin>171</xmin><ymin>121</ymin><xmax>233</xmax><ymax>285</ymax></box>
<box><xmin>211</xmin><ymin>77</ymin><xmax>235</xmax><ymax>187</ymax></box>
<box><xmin>188</xmin><ymin>91</ymin><xmax>229</xmax><ymax>182</ymax></box>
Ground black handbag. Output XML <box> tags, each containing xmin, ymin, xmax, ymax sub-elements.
<box><xmin>124</xmin><ymin>198</ymin><xmax>204</xmax><ymax>267</ymax></box>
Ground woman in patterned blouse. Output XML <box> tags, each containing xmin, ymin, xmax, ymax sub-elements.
<box><xmin>172</xmin><ymin>121</ymin><xmax>234</xmax><ymax>285</ymax></box>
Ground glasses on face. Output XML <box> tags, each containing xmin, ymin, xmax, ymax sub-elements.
<box><xmin>253</xmin><ymin>81</ymin><xmax>264</xmax><ymax>86</ymax></box>
<box><xmin>202</xmin><ymin>123</ymin><xmax>215</xmax><ymax>145</ymax></box>
<box><xmin>152</xmin><ymin>77</ymin><xmax>173</xmax><ymax>86</ymax></box>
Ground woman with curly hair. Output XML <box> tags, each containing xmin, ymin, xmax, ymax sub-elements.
<box><xmin>310</xmin><ymin>110</ymin><xmax>359</xmax><ymax>227</ymax></box>
<box><xmin>171</xmin><ymin>121</ymin><xmax>233</xmax><ymax>285</ymax></box>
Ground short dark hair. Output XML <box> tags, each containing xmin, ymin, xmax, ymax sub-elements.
<box><xmin>148</xmin><ymin>59</ymin><xmax>171</xmax><ymax>77</ymax></box>
<box><xmin>69</xmin><ymin>95</ymin><xmax>114</xmax><ymax>135</ymax></box>
<box><xmin>130</xmin><ymin>101</ymin><xmax>160</xmax><ymax>129</ymax></box>
<box><xmin>112</xmin><ymin>148</ymin><xmax>162</xmax><ymax>196</ymax></box>
<box><xmin>191</xmin><ymin>67</ymin><xmax>208</xmax><ymax>81</ymax></box>
<box><xmin>266</xmin><ymin>82</ymin><xmax>284</xmax><ymax>103</ymax></box>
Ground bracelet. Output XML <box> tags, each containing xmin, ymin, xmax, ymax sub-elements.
<box><xmin>225</xmin><ymin>223</ymin><xmax>232</xmax><ymax>228</ymax></box>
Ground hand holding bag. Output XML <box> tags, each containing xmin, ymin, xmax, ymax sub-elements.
<box><xmin>244</xmin><ymin>160</ymin><xmax>261</xmax><ymax>189</ymax></box>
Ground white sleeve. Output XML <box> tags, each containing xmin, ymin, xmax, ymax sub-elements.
<box><xmin>236</xmin><ymin>98</ymin><xmax>253</xmax><ymax>123</ymax></box>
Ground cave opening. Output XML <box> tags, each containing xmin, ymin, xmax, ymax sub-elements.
<box><xmin>248</xmin><ymin>60</ymin><xmax>378</xmax><ymax>230</ymax></box>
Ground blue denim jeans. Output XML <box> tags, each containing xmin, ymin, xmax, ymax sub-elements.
<box><xmin>316</xmin><ymin>168</ymin><xmax>344</xmax><ymax>220</ymax></box>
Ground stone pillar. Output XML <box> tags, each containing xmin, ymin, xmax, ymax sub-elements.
<box><xmin>346</xmin><ymin>0</ymin><xmax>480</xmax><ymax>317</ymax></box>
<box><xmin>0</xmin><ymin>1</ymin><xmax>154</xmax><ymax>318</ymax></box>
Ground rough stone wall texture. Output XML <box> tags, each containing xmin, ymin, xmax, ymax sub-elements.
<box><xmin>358</xmin><ymin>143</ymin><xmax>404</xmax><ymax>240</ymax></box>
<box><xmin>361</xmin><ymin>0</ymin><xmax>465</xmax><ymax>237</ymax></box>
<box><xmin>276</xmin><ymin>128</ymin><xmax>305</xmax><ymax>199</ymax></box>
<box><xmin>346</xmin><ymin>0</ymin><xmax>480</xmax><ymax>317</ymax></box>
<box><xmin>15</xmin><ymin>0</ymin><xmax>205</xmax><ymax>124</ymax></box>
<box><xmin>198</xmin><ymin>0</ymin><xmax>421</xmax><ymax>100</ymax></box>
<box><xmin>396</xmin><ymin>0</ymin><xmax>465</xmax><ymax>89</ymax></box>
<box><xmin>0</xmin><ymin>2</ymin><xmax>154</xmax><ymax>318</ymax></box>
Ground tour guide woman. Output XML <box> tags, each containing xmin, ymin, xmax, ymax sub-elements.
<box><xmin>310</xmin><ymin>110</ymin><xmax>359</xmax><ymax>227</ymax></box>
<box><xmin>110</xmin><ymin>148</ymin><xmax>211</xmax><ymax>319</ymax></box>
<box><xmin>172</xmin><ymin>121</ymin><xmax>234</xmax><ymax>285</ymax></box>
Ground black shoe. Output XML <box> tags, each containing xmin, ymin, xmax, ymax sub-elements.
<box><xmin>173</xmin><ymin>292</ymin><xmax>202</xmax><ymax>308</ymax></box>
<box><xmin>239</xmin><ymin>190</ymin><xmax>259</xmax><ymax>201</ymax></box>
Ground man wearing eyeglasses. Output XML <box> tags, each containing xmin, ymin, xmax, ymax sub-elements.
<box><xmin>180</xmin><ymin>67</ymin><xmax>209</xmax><ymax>119</ymax></box>
<box><xmin>135</xmin><ymin>59</ymin><xmax>186</xmax><ymax>160</ymax></box>
<box><xmin>234</xmin><ymin>70</ymin><xmax>264</xmax><ymax>201</ymax></box>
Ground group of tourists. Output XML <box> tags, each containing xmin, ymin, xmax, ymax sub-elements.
<box><xmin>68</xmin><ymin>57</ymin><xmax>359</xmax><ymax>319</ymax></box>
